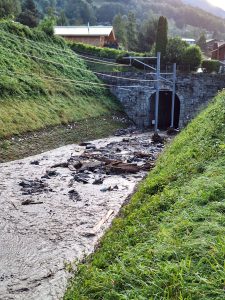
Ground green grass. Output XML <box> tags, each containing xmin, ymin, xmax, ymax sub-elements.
<box><xmin>0</xmin><ymin>114</ymin><xmax>130</xmax><ymax>162</ymax></box>
<box><xmin>0</xmin><ymin>21</ymin><xmax>122</xmax><ymax>138</ymax></box>
<box><xmin>65</xmin><ymin>91</ymin><xmax>225</xmax><ymax>300</ymax></box>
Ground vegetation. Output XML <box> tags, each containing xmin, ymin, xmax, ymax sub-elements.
<box><xmin>155</xmin><ymin>16</ymin><xmax>168</xmax><ymax>60</ymax></box>
<box><xmin>183</xmin><ymin>45</ymin><xmax>202</xmax><ymax>70</ymax></box>
<box><xmin>65</xmin><ymin>90</ymin><xmax>225</xmax><ymax>300</ymax></box>
<box><xmin>1</xmin><ymin>0</ymin><xmax>225</xmax><ymax>51</ymax></box>
<box><xmin>202</xmin><ymin>59</ymin><xmax>221</xmax><ymax>73</ymax></box>
<box><xmin>0</xmin><ymin>114</ymin><xmax>130</xmax><ymax>162</ymax></box>
<box><xmin>17</xmin><ymin>0</ymin><xmax>39</xmax><ymax>28</ymax></box>
<box><xmin>165</xmin><ymin>37</ymin><xmax>189</xmax><ymax>64</ymax></box>
<box><xmin>69</xmin><ymin>42</ymin><xmax>143</xmax><ymax>60</ymax></box>
<box><xmin>197</xmin><ymin>33</ymin><xmax>207</xmax><ymax>52</ymax></box>
<box><xmin>0</xmin><ymin>0</ymin><xmax>21</xmax><ymax>18</ymax></box>
<box><xmin>0</xmin><ymin>20</ymin><xmax>121</xmax><ymax>138</ymax></box>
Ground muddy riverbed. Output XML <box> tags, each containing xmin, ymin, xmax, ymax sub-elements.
<box><xmin>0</xmin><ymin>131</ymin><xmax>169</xmax><ymax>300</ymax></box>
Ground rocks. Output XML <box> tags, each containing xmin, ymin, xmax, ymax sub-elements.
<box><xmin>167</xmin><ymin>127</ymin><xmax>180</xmax><ymax>136</ymax></box>
<box><xmin>41</xmin><ymin>170</ymin><xmax>58</xmax><ymax>179</ymax></box>
<box><xmin>73</xmin><ymin>174</ymin><xmax>89</xmax><ymax>184</ymax></box>
<box><xmin>93</xmin><ymin>178</ymin><xmax>104</xmax><ymax>185</ymax></box>
<box><xmin>79</xmin><ymin>161</ymin><xmax>103</xmax><ymax>172</ymax></box>
<box><xmin>152</xmin><ymin>133</ymin><xmax>165</xmax><ymax>144</ymax></box>
<box><xmin>85</xmin><ymin>144</ymin><xmax>96</xmax><ymax>150</ymax></box>
<box><xmin>68</xmin><ymin>189</ymin><xmax>81</xmax><ymax>201</ymax></box>
<box><xmin>19</xmin><ymin>179</ymin><xmax>53</xmax><ymax>195</ymax></box>
<box><xmin>30</xmin><ymin>160</ymin><xmax>39</xmax><ymax>165</ymax></box>
<box><xmin>100</xmin><ymin>185</ymin><xmax>118</xmax><ymax>192</ymax></box>
<box><xmin>114</xmin><ymin>126</ymin><xmax>137</xmax><ymax>136</ymax></box>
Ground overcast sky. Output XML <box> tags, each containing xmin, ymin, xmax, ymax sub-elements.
<box><xmin>208</xmin><ymin>0</ymin><xmax>225</xmax><ymax>10</ymax></box>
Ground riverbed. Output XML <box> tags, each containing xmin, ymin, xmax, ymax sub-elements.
<box><xmin>0</xmin><ymin>131</ymin><xmax>168</xmax><ymax>300</ymax></box>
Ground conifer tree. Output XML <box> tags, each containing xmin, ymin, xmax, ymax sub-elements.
<box><xmin>0</xmin><ymin>0</ymin><xmax>21</xmax><ymax>18</ymax></box>
<box><xmin>155</xmin><ymin>16</ymin><xmax>168</xmax><ymax>60</ymax></box>
<box><xmin>113</xmin><ymin>14</ymin><xmax>127</xmax><ymax>48</ymax></box>
<box><xmin>126</xmin><ymin>12</ymin><xmax>138</xmax><ymax>51</ymax></box>
<box><xmin>17</xmin><ymin>0</ymin><xmax>40</xmax><ymax>28</ymax></box>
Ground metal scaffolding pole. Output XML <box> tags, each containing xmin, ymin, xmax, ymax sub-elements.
<box><xmin>170</xmin><ymin>63</ymin><xmax>177</xmax><ymax>128</ymax></box>
<box><xmin>154</xmin><ymin>52</ymin><xmax>161</xmax><ymax>132</ymax></box>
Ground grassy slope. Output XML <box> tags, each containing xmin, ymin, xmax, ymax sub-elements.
<box><xmin>0</xmin><ymin>21</ymin><xmax>121</xmax><ymax>138</ymax></box>
<box><xmin>65</xmin><ymin>92</ymin><xmax>225</xmax><ymax>299</ymax></box>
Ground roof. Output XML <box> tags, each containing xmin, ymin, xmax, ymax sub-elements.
<box><xmin>54</xmin><ymin>26</ymin><xmax>114</xmax><ymax>37</ymax></box>
<box><xmin>212</xmin><ymin>42</ymin><xmax>225</xmax><ymax>53</ymax></box>
<box><xmin>181</xmin><ymin>38</ymin><xmax>196</xmax><ymax>42</ymax></box>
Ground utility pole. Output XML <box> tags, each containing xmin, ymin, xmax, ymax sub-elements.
<box><xmin>170</xmin><ymin>63</ymin><xmax>176</xmax><ymax>128</ymax></box>
<box><xmin>154</xmin><ymin>52</ymin><xmax>161</xmax><ymax>133</ymax></box>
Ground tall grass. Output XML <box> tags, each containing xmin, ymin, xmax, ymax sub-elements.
<box><xmin>0</xmin><ymin>21</ymin><xmax>121</xmax><ymax>138</ymax></box>
<box><xmin>65</xmin><ymin>91</ymin><xmax>225</xmax><ymax>300</ymax></box>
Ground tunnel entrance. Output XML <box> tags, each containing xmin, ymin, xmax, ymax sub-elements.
<box><xmin>150</xmin><ymin>90</ymin><xmax>180</xmax><ymax>129</ymax></box>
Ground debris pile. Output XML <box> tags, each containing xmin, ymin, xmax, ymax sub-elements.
<box><xmin>19</xmin><ymin>133</ymin><xmax>167</xmax><ymax>198</ymax></box>
<box><xmin>51</xmin><ymin>135</ymin><xmax>166</xmax><ymax>186</ymax></box>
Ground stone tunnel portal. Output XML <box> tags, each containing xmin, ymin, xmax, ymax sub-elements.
<box><xmin>150</xmin><ymin>90</ymin><xmax>180</xmax><ymax>129</ymax></box>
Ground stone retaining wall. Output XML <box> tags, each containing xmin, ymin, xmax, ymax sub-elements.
<box><xmin>98</xmin><ymin>72</ymin><xmax>225</xmax><ymax>128</ymax></box>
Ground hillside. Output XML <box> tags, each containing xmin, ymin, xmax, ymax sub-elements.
<box><xmin>65</xmin><ymin>91</ymin><xmax>225</xmax><ymax>299</ymax></box>
<box><xmin>183</xmin><ymin>0</ymin><xmax>225</xmax><ymax>19</ymax></box>
<box><xmin>33</xmin><ymin>0</ymin><xmax>225</xmax><ymax>36</ymax></box>
<box><xmin>0</xmin><ymin>21</ymin><xmax>121</xmax><ymax>138</ymax></box>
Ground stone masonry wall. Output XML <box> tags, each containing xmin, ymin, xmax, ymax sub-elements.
<box><xmin>98</xmin><ymin>72</ymin><xmax>225</xmax><ymax>128</ymax></box>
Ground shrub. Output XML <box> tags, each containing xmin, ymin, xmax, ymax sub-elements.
<box><xmin>69</xmin><ymin>42</ymin><xmax>143</xmax><ymax>60</ymax></box>
<box><xmin>202</xmin><ymin>59</ymin><xmax>220</xmax><ymax>73</ymax></box>
<box><xmin>182</xmin><ymin>45</ymin><xmax>202</xmax><ymax>71</ymax></box>
<box><xmin>165</xmin><ymin>37</ymin><xmax>188</xmax><ymax>64</ymax></box>
<box><xmin>38</xmin><ymin>17</ymin><xmax>56</xmax><ymax>36</ymax></box>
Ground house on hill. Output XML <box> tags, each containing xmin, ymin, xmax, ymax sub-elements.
<box><xmin>181</xmin><ymin>38</ymin><xmax>196</xmax><ymax>45</ymax></box>
<box><xmin>54</xmin><ymin>25</ymin><xmax>117</xmax><ymax>48</ymax></box>
<box><xmin>211</xmin><ymin>42</ymin><xmax>225</xmax><ymax>61</ymax></box>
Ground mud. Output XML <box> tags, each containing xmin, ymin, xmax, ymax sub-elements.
<box><xmin>0</xmin><ymin>132</ymin><xmax>167</xmax><ymax>300</ymax></box>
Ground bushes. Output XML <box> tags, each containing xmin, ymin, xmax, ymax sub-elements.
<box><xmin>202</xmin><ymin>59</ymin><xmax>220</xmax><ymax>73</ymax></box>
<box><xmin>182</xmin><ymin>45</ymin><xmax>202</xmax><ymax>71</ymax></box>
<box><xmin>69</xmin><ymin>42</ymin><xmax>143</xmax><ymax>60</ymax></box>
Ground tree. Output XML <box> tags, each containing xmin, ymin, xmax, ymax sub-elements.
<box><xmin>137</xmin><ymin>18</ymin><xmax>158</xmax><ymax>52</ymax></box>
<box><xmin>38</xmin><ymin>16</ymin><xmax>56</xmax><ymax>36</ymax></box>
<box><xmin>197</xmin><ymin>33</ymin><xmax>207</xmax><ymax>52</ymax></box>
<box><xmin>183</xmin><ymin>45</ymin><xmax>202</xmax><ymax>70</ymax></box>
<box><xmin>165</xmin><ymin>37</ymin><xmax>188</xmax><ymax>64</ymax></box>
<box><xmin>57</xmin><ymin>10</ymin><xmax>68</xmax><ymax>26</ymax></box>
<box><xmin>155</xmin><ymin>16</ymin><xmax>168</xmax><ymax>60</ymax></box>
<box><xmin>65</xmin><ymin>0</ymin><xmax>96</xmax><ymax>25</ymax></box>
<box><xmin>17</xmin><ymin>0</ymin><xmax>40</xmax><ymax>28</ymax></box>
<box><xmin>0</xmin><ymin>0</ymin><xmax>21</xmax><ymax>18</ymax></box>
<box><xmin>113</xmin><ymin>14</ymin><xmax>127</xmax><ymax>48</ymax></box>
<box><xmin>126</xmin><ymin>12</ymin><xmax>138</xmax><ymax>51</ymax></box>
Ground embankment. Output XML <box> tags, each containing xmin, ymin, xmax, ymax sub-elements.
<box><xmin>65</xmin><ymin>91</ymin><xmax>225</xmax><ymax>299</ymax></box>
<box><xmin>0</xmin><ymin>21</ymin><xmax>122</xmax><ymax>139</ymax></box>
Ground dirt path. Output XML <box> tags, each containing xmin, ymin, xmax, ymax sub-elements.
<box><xmin>0</xmin><ymin>132</ymin><xmax>167</xmax><ymax>300</ymax></box>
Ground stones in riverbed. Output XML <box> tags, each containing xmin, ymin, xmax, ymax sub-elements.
<box><xmin>68</xmin><ymin>189</ymin><xmax>81</xmax><ymax>201</ymax></box>
<box><xmin>30</xmin><ymin>160</ymin><xmax>40</xmax><ymax>165</ymax></box>
<box><xmin>151</xmin><ymin>133</ymin><xmax>165</xmax><ymax>144</ymax></box>
<box><xmin>19</xmin><ymin>179</ymin><xmax>53</xmax><ymax>195</ymax></box>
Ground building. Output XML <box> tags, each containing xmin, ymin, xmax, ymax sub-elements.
<box><xmin>181</xmin><ymin>38</ymin><xmax>196</xmax><ymax>46</ymax></box>
<box><xmin>211</xmin><ymin>42</ymin><xmax>225</xmax><ymax>61</ymax></box>
<box><xmin>54</xmin><ymin>25</ymin><xmax>116</xmax><ymax>47</ymax></box>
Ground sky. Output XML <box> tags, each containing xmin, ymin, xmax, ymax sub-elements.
<box><xmin>208</xmin><ymin>0</ymin><xmax>225</xmax><ymax>10</ymax></box>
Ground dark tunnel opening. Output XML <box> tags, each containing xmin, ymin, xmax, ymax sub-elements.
<box><xmin>150</xmin><ymin>91</ymin><xmax>180</xmax><ymax>129</ymax></box>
